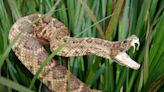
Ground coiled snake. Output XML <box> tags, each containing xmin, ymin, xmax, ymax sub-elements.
<box><xmin>9</xmin><ymin>14</ymin><xmax>140</xmax><ymax>92</ymax></box>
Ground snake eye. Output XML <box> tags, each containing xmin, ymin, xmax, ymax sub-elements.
<box><xmin>121</xmin><ymin>40</ymin><xmax>127</xmax><ymax>49</ymax></box>
<box><xmin>123</xmin><ymin>40</ymin><xmax>127</xmax><ymax>44</ymax></box>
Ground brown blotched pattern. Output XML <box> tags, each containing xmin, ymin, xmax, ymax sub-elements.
<box><xmin>9</xmin><ymin>13</ymin><xmax>140</xmax><ymax>92</ymax></box>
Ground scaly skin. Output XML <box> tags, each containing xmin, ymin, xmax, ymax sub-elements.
<box><xmin>9</xmin><ymin>13</ymin><xmax>140</xmax><ymax>92</ymax></box>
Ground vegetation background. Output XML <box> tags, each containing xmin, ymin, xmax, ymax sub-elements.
<box><xmin>0</xmin><ymin>0</ymin><xmax>163</xmax><ymax>92</ymax></box>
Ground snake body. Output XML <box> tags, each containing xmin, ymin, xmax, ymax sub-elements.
<box><xmin>9</xmin><ymin>14</ymin><xmax>140</xmax><ymax>92</ymax></box>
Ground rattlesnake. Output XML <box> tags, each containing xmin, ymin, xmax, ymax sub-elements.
<box><xmin>9</xmin><ymin>13</ymin><xmax>140</xmax><ymax>92</ymax></box>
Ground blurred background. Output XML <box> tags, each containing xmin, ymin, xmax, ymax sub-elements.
<box><xmin>0</xmin><ymin>0</ymin><xmax>163</xmax><ymax>92</ymax></box>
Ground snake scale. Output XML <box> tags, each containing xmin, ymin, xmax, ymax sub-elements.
<box><xmin>9</xmin><ymin>13</ymin><xmax>140</xmax><ymax>92</ymax></box>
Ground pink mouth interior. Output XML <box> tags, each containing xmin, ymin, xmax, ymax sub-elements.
<box><xmin>114</xmin><ymin>52</ymin><xmax>140</xmax><ymax>70</ymax></box>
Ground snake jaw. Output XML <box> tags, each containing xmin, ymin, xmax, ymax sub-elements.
<box><xmin>114</xmin><ymin>52</ymin><xmax>140</xmax><ymax>70</ymax></box>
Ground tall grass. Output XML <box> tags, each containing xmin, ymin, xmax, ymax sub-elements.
<box><xmin>0</xmin><ymin>0</ymin><xmax>164</xmax><ymax>92</ymax></box>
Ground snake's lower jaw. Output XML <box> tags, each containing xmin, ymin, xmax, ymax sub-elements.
<box><xmin>114</xmin><ymin>52</ymin><xmax>140</xmax><ymax>70</ymax></box>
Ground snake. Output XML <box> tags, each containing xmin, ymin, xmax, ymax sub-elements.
<box><xmin>8</xmin><ymin>13</ymin><xmax>140</xmax><ymax>92</ymax></box>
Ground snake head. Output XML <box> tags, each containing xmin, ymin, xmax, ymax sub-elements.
<box><xmin>124</xmin><ymin>35</ymin><xmax>140</xmax><ymax>52</ymax></box>
<box><xmin>113</xmin><ymin>35</ymin><xmax>140</xmax><ymax>70</ymax></box>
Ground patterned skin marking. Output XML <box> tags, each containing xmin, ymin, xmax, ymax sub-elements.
<box><xmin>28</xmin><ymin>14</ymin><xmax>40</xmax><ymax>21</ymax></box>
<box><xmin>52</xmin><ymin>65</ymin><xmax>67</xmax><ymax>79</ymax></box>
<box><xmin>53</xmin><ymin>20</ymin><xmax>64</xmax><ymax>28</ymax></box>
<box><xmin>23</xmin><ymin>37</ymin><xmax>41</xmax><ymax>50</ymax></box>
<box><xmin>94</xmin><ymin>39</ymin><xmax>103</xmax><ymax>45</ymax></box>
<box><xmin>26</xmin><ymin>26</ymin><xmax>35</xmax><ymax>34</ymax></box>
<box><xmin>69</xmin><ymin>75</ymin><xmax>81</xmax><ymax>89</ymax></box>
<box><xmin>18</xmin><ymin>20</ymin><xmax>30</xmax><ymax>30</ymax></box>
<box><xmin>104</xmin><ymin>42</ymin><xmax>113</xmax><ymax>48</ymax></box>
<box><xmin>29</xmin><ymin>65</ymin><xmax>33</xmax><ymax>72</ymax></box>
<box><xmin>14</xmin><ymin>46</ymin><xmax>21</xmax><ymax>55</ymax></box>
<box><xmin>43</xmin><ymin>16</ymin><xmax>52</xmax><ymax>24</ymax></box>
<box><xmin>37</xmin><ymin>51</ymin><xmax>48</xmax><ymax>65</ymax></box>
<box><xmin>56</xmin><ymin>30</ymin><xmax>69</xmax><ymax>40</ymax></box>
<box><xmin>86</xmin><ymin>38</ymin><xmax>93</xmax><ymax>43</ymax></box>
<box><xmin>47</xmin><ymin>80</ymin><xmax>52</xmax><ymax>88</ymax></box>
<box><xmin>9</xmin><ymin>13</ymin><xmax>140</xmax><ymax>92</ymax></box>
<box><xmin>42</xmin><ymin>68</ymin><xmax>51</xmax><ymax>77</ymax></box>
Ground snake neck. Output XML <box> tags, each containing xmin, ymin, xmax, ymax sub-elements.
<box><xmin>49</xmin><ymin>37</ymin><xmax>128</xmax><ymax>59</ymax></box>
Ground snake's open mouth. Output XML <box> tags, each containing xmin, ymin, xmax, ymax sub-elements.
<box><xmin>131</xmin><ymin>37</ymin><xmax>140</xmax><ymax>52</ymax></box>
<box><xmin>114</xmin><ymin>36</ymin><xmax>140</xmax><ymax>70</ymax></box>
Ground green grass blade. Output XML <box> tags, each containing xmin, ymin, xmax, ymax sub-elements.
<box><xmin>79</xmin><ymin>0</ymin><xmax>104</xmax><ymax>38</ymax></box>
<box><xmin>0</xmin><ymin>76</ymin><xmax>33</xmax><ymax>92</ymax></box>
<box><xmin>105</xmin><ymin>0</ymin><xmax>124</xmax><ymax>40</ymax></box>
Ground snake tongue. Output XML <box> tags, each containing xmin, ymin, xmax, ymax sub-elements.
<box><xmin>114</xmin><ymin>52</ymin><xmax>140</xmax><ymax>70</ymax></box>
